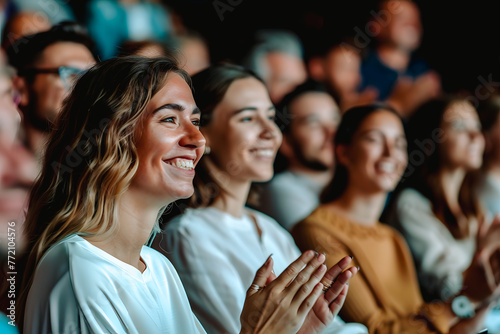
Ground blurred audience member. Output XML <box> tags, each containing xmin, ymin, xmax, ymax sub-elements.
<box><xmin>477</xmin><ymin>95</ymin><xmax>500</xmax><ymax>218</ymax></box>
<box><xmin>176</xmin><ymin>30</ymin><xmax>210</xmax><ymax>76</ymax></box>
<box><xmin>7</xmin><ymin>22</ymin><xmax>96</xmax><ymax>159</ymax></box>
<box><xmin>0</xmin><ymin>64</ymin><xmax>36</xmax><ymax>325</ymax></box>
<box><xmin>360</xmin><ymin>0</ymin><xmax>441</xmax><ymax>117</ymax></box>
<box><xmin>258</xmin><ymin>80</ymin><xmax>341</xmax><ymax>231</ymax></box>
<box><xmin>384</xmin><ymin>97</ymin><xmax>487</xmax><ymax>302</ymax></box>
<box><xmin>241</xmin><ymin>29</ymin><xmax>307</xmax><ymax>104</ymax></box>
<box><xmin>0</xmin><ymin>64</ymin><xmax>35</xmax><ymax>251</ymax></box>
<box><xmin>308</xmin><ymin>38</ymin><xmax>378</xmax><ymax>112</ymax></box>
<box><xmin>12</xmin><ymin>0</ymin><xmax>73</xmax><ymax>24</ymax></box>
<box><xmin>1</xmin><ymin>11</ymin><xmax>51</xmax><ymax>51</ymax></box>
<box><xmin>293</xmin><ymin>104</ymin><xmax>499</xmax><ymax>333</ymax></box>
<box><xmin>118</xmin><ymin>39</ymin><xmax>172</xmax><ymax>58</ymax></box>
<box><xmin>86</xmin><ymin>0</ymin><xmax>173</xmax><ymax>59</ymax></box>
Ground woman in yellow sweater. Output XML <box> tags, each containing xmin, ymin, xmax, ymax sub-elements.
<box><xmin>292</xmin><ymin>104</ymin><xmax>500</xmax><ymax>333</ymax></box>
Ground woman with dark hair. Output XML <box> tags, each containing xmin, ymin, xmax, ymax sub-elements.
<box><xmin>292</xmin><ymin>104</ymin><xmax>500</xmax><ymax>333</ymax></box>
<box><xmin>18</xmin><ymin>56</ymin><xmax>349</xmax><ymax>334</ymax></box>
<box><xmin>383</xmin><ymin>97</ymin><xmax>495</xmax><ymax>302</ymax></box>
<box><xmin>154</xmin><ymin>64</ymin><xmax>365</xmax><ymax>334</ymax></box>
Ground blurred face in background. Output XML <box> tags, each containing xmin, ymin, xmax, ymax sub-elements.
<box><xmin>202</xmin><ymin>77</ymin><xmax>282</xmax><ymax>183</ymax></box>
<box><xmin>284</xmin><ymin>91</ymin><xmax>341</xmax><ymax>171</ymax></box>
<box><xmin>20</xmin><ymin>41</ymin><xmax>95</xmax><ymax>127</ymax></box>
<box><xmin>440</xmin><ymin>101</ymin><xmax>484</xmax><ymax>171</ymax></box>
<box><xmin>263</xmin><ymin>52</ymin><xmax>307</xmax><ymax>105</ymax></box>
<box><xmin>338</xmin><ymin>110</ymin><xmax>407</xmax><ymax>194</ymax></box>
<box><xmin>378</xmin><ymin>0</ymin><xmax>422</xmax><ymax>52</ymax></box>
<box><xmin>323</xmin><ymin>46</ymin><xmax>362</xmax><ymax>96</ymax></box>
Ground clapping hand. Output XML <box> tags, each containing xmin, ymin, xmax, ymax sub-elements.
<box><xmin>239</xmin><ymin>251</ymin><xmax>357</xmax><ymax>334</ymax></box>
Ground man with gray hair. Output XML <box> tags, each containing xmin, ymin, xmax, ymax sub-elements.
<box><xmin>241</xmin><ymin>29</ymin><xmax>307</xmax><ymax>104</ymax></box>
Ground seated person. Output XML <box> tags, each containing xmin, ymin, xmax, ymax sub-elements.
<box><xmin>241</xmin><ymin>29</ymin><xmax>307</xmax><ymax>104</ymax></box>
<box><xmin>257</xmin><ymin>80</ymin><xmax>341</xmax><ymax>231</ymax></box>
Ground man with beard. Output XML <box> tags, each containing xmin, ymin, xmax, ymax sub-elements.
<box><xmin>257</xmin><ymin>80</ymin><xmax>341</xmax><ymax>231</ymax></box>
<box><xmin>7</xmin><ymin>22</ymin><xmax>96</xmax><ymax>160</ymax></box>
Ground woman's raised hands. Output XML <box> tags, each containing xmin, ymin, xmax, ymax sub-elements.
<box><xmin>240</xmin><ymin>251</ymin><xmax>358</xmax><ymax>334</ymax></box>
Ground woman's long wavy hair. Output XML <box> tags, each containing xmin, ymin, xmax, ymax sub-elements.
<box><xmin>18</xmin><ymin>56</ymin><xmax>191</xmax><ymax>327</ymax></box>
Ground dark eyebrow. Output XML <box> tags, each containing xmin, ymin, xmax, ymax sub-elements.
<box><xmin>232</xmin><ymin>106</ymin><xmax>275</xmax><ymax>116</ymax></box>
<box><xmin>153</xmin><ymin>103</ymin><xmax>201</xmax><ymax>115</ymax></box>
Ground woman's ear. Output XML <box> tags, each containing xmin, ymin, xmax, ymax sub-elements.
<box><xmin>13</xmin><ymin>76</ymin><xmax>29</xmax><ymax>107</ymax></box>
<box><xmin>278</xmin><ymin>134</ymin><xmax>294</xmax><ymax>161</ymax></box>
<box><xmin>336</xmin><ymin>144</ymin><xmax>350</xmax><ymax>167</ymax></box>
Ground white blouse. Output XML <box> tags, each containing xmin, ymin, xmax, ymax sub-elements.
<box><xmin>388</xmin><ymin>188</ymin><xmax>475</xmax><ymax>301</ymax></box>
<box><xmin>24</xmin><ymin>235</ymin><xmax>206</xmax><ymax>334</ymax></box>
<box><xmin>156</xmin><ymin>207</ymin><xmax>368</xmax><ymax>334</ymax></box>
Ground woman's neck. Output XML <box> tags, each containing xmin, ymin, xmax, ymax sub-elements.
<box><xmin>328</xmin><ymin>186</ymin><xmax>387</xmax><ymax>226</ymax></box>
<box><xmin>211</xmin><ymin>178</ymin><xmax>251</xmax><ymax>218</ymax></box>
<box><xmin>85</xmin><ymin>191</ymin><xmax>161</xmax><ymax>272</ymax></box>
<box><xmin>438</xmin><ymin>167</ymin><xmax>466</xmax><ymax>211</ymax></box>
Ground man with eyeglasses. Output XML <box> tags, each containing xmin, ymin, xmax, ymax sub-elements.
<box><xmin>6</xmin><ymin>22</ymin><xmax>97</xmax><ymax>158</ymax></box>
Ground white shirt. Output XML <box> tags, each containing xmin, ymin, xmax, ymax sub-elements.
<box><xmin>156</xmin><ymin>207</ymin><xmax>367</xmax><ymax>334</ymax></box>
<box><xmin>387</xmin><ymin>188</ymin><xmax>475</xmax><ymax>301</ymax></box>
<box><xmin>258</xmin><ymin>170</ymin><xmax>324</xmax><ymax>231</ymax></box>
<box><xmin>24</xmin><ymin>235</ymin><xmax>206</xmax><ymax>334</ymax></box>
<box><xmin>478</xmin><ymin>173</ymin><xmax>500</xmax><ymax>219</ymax></box>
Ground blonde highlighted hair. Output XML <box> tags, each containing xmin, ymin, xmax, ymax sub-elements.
<box><xmin>18</xmin><ymin>56</ymin><xmax>191</xmax><ymax>327</ymax></box>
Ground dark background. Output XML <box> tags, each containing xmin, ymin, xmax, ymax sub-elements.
<box><xmin>165</xmin><ymin>0</ymin><xmax>500</xmax><ymax>95</ymax></box>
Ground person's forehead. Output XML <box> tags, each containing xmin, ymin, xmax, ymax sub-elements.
<box><xmin>36</xmin><ymin>41</ymin><xmax>94</xmax><ymax>65</ymax></box>
<box><xmin>290</xmin><ymin>92</ymin><xmax>336</xmax><ymax>113</ymax></box>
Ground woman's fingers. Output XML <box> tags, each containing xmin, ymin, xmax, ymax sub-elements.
<box><xmin>283</xmin><ymin>252</ymin><xmax>326</xmax><ymax>297</ymax></box>
<box><xmin>270</xmin><ymin>250</ymin><xmax>320</xmax><ymax>290</ymax></box>
<box><xmin>320</xmin><ymin>256</ymin><xmax>353</xmax><ymax>289</ymax></box>
<box><xmin>325</xmin><ymin>266</ymin><xmax>357</xmax><ymax>303</ymax></box>
<box><xmin>329</xmin><ymin>285</ymin><xmax>349</xmax><ymax>314</ymax></box>
<box><xmin>297</xmin><ymin>283</ymin><xmax>324</xmax><ymax>315</ymax></box>
<box><xmin>247</xmin><ymin>255</ymin><xmax>274</xmax><ymax>297</ymax></box>
<box><xmin>290</xmin><ymin>263</ymin><xmax>327</xmax><ymax>306</ymax></box>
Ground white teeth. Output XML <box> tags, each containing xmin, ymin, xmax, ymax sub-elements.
<box><xmin>378</xmin><ymin>162</ymin><xmax>395</xmax><ymax>173</ymax></box>
<box><xmin>253</xmin><ymin>149</ymin><xmax>274</xmax><ymax>157</ymax></box>
<box><xmin>165</xmin><ymin>159</ymin><xmax>194</xmax><ymax>170</ymax></box>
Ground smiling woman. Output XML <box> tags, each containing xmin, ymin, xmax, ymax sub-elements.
<box><xmin>17</xmin><ymin>56</ymin><xmax>353</xmax><ymax>334</ymax></box>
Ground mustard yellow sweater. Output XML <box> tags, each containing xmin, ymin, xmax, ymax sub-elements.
<box><xmin>292</xmin><ymin>206</ymin><xmax>451</xmax><ymax>334</ymax></box>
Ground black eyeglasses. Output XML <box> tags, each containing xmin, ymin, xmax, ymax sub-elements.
<box><xmin>20</xmin><ymin>66</ymin><xmax>86</xmax><ymax>89</ymax></box>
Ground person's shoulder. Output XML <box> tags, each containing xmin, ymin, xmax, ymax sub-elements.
<box><xmin>159</xmin><ymin>208</ymin><xmax>218</xmax><ymax>251</ymax></box>
<box><xmin>396</xmin><ymin>188</ymin><xmax>431</xmax><ymax>209</ymax></box>
<box><xmin>268</xmin><ymin>170</ymin><xmax>299</xmax><ymax>188</ymax></box>
<box><xmin>164</xmin><ymin>208</ymin><xmax>210</xmax><ymax>233</ymax></box>
<box><xmin>140</xmin><ymin>245</ymin><xmax>179</xmax><ymax>275</ymax></box>
<box><xmin>249</xmin><ymin>208</ymin><xmax>292</xmax><ymax>235</ymax></box>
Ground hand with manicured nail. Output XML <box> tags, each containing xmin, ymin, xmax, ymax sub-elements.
<box><xmin>239</xmin><ymin>251</ymin><xmax>357</xmax><ymax>334</ymax></box>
